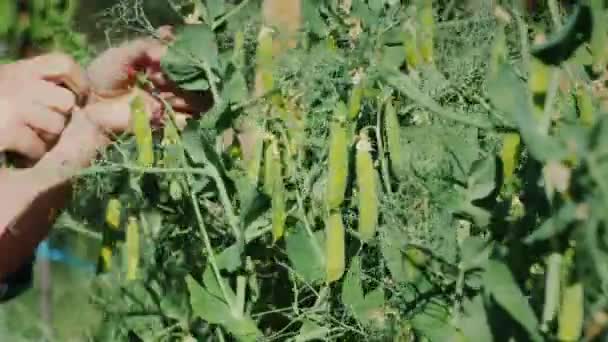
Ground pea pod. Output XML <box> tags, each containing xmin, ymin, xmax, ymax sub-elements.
<box><xmin>403</xmin><ymin>20</ymin><xmax>420</xmax><ymax>70</ymax></box>
<box><xmin>105</xmin><ymin>198</ymin><xmax>122</xmax><ymax>230</ymax></box>
<box><xmin>263</xmin><ymin>137</ymin><xmax>277</xmax><ymax>196</ymax></box>
<box><xmin>99</xmin><ymin>198</ymin><xmax>122</xmax><ymax>273</ymax></box>
<box><xmin>348</xmin><ymin>83</ymin><xmax>364</xmax><ymax>120</ymax></box>
<box><xmin>130</xmin><ymin>96</ymin><xmax>155</xmax><ymax>167</ymax></box>
<box><xmin>270</xmin><ymin>140</ymin><xmax>286</xmax><ymax>242</ymax></box>
<box><xmin>385</xmin><ymin>101</ymin><xmax>406</xmax><ymax>179</ymax></box>
<box><xmin>256</xmin><ymin>26</ymin><xmax>274</xmax><ymax>95</ymax></box>
<box><xmin>326</xmin><ymin>106</ymin><xmax>349</xmax><ymax>210</ymax></box>
<box><xmin>558</xmin><ymin>282</ymin><xmax>584</xmax><ymax>341</ymax></box>
<box><xmin>356</xmin><ymin>135</ymin><xmax>378</xmax><ymax>243</ymax></box>
<box><xmin>590</xmin><ymin>0</ymin><xmax>607</xmax><ymax>70</ymax></box>
<box><xmin>125</xmin><ymin>216</ymin><xmax>140</xmax><ymax>281</ymax></box>
<box><xmin>325</xmin><ymin>212</ymin><xmax>345</xmax><ymax>283</ymax></box>
<box><xmin>575</xmin><ymin>84</ymin><xmax>594</xmax><ymax>127</ymax></box>
<box><xmin>246</xmin><ymin>127</ymin><xmax>265</xmax><ymax>185</ymax></box>
<box><xmin>529</xmin><ymin>56</ymin><xmax>551</xmax><ymax>121</ymax></box>
<box><xmin>501</xmin><ymin>133</ymin><xmax>521</xmax><ymax>182</ymax></box>
<box><xmin>417</xmin><ymin>0</ymin><xmax>434</xmax><ymax>64</ymax></box>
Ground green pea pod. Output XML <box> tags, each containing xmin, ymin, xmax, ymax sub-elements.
<box><xmin>326</xmin><ymin>118</ymin><xmax>349</xmax><ymax>210</ymax></box>
<box><xmin>576</xmin><ymin>84</ymin><xmax>594</xmax><ymax>127</ymax></box>
<box><xmin>501</xmin><ymin>133</ymin><xmax>521</xmax><ymax>182</ymax></box>
<box><xmin>105</xmin><ymin>198</ymin><xmax>122</xmax><ymax>230</ymax></box>
<box><xmin>263</xmin><ymin>138</ymin><xmax>276</xmax><ymax>196</ymax></box>
<box><xmin>417</xmin><ymin>0</ymin><xmax>434</xmax><ymax>64</ymax></box>
<box><xmin>558</xmin><ymin>282</ymin><xmax>584</xmax><ymax>341</ymax></box>
<box><xmin>326</xmin><ymin>212</ymin><xmax>345</xmax><ymax>283</ymax></box>
<box><xmin>270</xmin><ymin>141</ymin><xmax>286</xmax><ymax>242</ymax></box>
<box><xmin>529</xmin><ymin>56</ymin><xmax>551</xmax><ymax>121</ymax></box>
<box><xmin>349</xmin><ymin>84</ymin><xmax>364</xmax><ymax>120</ymax></box>
<box><xmin>385</xmin><ymin>101</ymin><xmax>406</xmax><ymax>179</ymax></box>
<box><xmin>590</xmin><ymin>0</ymin><xmax>608</xmax><ymax>70</ymax></box>
<box><xmin>246</xmin><ymin>128</ymin><xmax>265</xmax><ymax>185</ymax></box>
<box><xmin>256</xmin><ymin>27</ymin><xmax>274</xmax><ymax>93</ymax></box>
<box><xmin>356</xmin><ymin>135</ymin><xmax>378</xmax><ymax>243</ymax></box>
<box><xmin>125</xmin><ymin>216</ymin><xmax>140</xmax><ymax>281</ymax></box>
<box><xmin>99</xmin><ymin>198</ymin><xmax>122</xmax><ymax>273</ymax></box>
<box><xmin>131</xmin><ymin>96</ymin><xmax>155</xmax><ymax>167</ymax></box>
<box><xmin>403</xmin><ymin>20</ymin><xmax>420</xmax><ymax>70</ymax></box>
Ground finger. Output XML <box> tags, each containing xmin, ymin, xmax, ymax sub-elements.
<box><xmin>31</xmin><ymin>80</ymin><xmax>77</xmax><ymax>114</ymax></box>
<box><xmin>20</xmin><ymin>53</ymin><xmax>89</xmax><ymax>101</ymax></box>
<box><xmin>22</xmin><ymin>104</ymin><xmax>67</xmax><ymax>136</ymax></box>
<box><xmin>85</xmin><ymin>89</ymin><xmax>161</xmax><ymax>133</ymax></box>
<box><xmin>174</xmin><ymin>113</ymin><xmax>190</xmax><ymax>131</ymax></box>
<box><xmin>159</xmin><ymin>92</ymin><xmax>194</xmax><ymax>113</ymax></box>
<box><xmin>87</xmin><ymin>38</ymin><xmax>167</xmax><ymax>96</ymax></box>
<box><xmin>9</xmin><ymin>126</ymin><xmax>47</xmax><ymax>160</ymax></box>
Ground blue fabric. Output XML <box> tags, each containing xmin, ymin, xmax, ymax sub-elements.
<box><xmin>36</xmin><ymin>241</ymin><xmax>96</xmax><ymax>273</ymax></box>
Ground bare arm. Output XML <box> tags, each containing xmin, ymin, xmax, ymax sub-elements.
<box><xmin>0</xmin><ymin>112</ymin><xmax>106</xmax><ymax>279</ymax></box>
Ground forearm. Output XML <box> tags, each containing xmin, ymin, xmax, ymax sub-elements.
<box><xmin>0</xmin><ymin>112</ymin><xmax>108</xmax><ymax>279</ymax></box>
<box><xmin>0</xmin><ymin>168</ymin><xmax>71</xmax><ymax>278</ymax></box>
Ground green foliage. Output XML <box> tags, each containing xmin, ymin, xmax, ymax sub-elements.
<box><xmin>7</xmin><ymin>0</ymin><xmax>608</xmax><ymax>341</ymax></box>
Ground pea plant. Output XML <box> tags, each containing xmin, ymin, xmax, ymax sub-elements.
<box><xmin>30</xmin><ymin>0</ymin><xmax>608</xmax><ymax>341</ymax></box>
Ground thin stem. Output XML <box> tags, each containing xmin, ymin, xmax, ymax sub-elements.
<box><xmin>212</xmin><ymin>0</ymin><xmax>251</xmax><ymax>30</ymax></box>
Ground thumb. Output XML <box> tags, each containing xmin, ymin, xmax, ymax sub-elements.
<box><xmin>84</xmin><ymin>89</ymin><xmax>161</xmax><ymax>134</ymax></box>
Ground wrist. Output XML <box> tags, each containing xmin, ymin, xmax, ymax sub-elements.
<box><xmin>36</xmin><ymin>112</ymin><xmax>110</xmax><ymax>185</ymax></box>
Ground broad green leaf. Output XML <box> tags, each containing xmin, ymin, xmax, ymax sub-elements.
<box><xmin>380</xmin><ymin>228</ymin><xmax>421</xmax><ymax>283</ymax></box>
<box><xmin>483</xmin><ymin>260</ymin><xmax>542</xmax><ymax>342</ymax></box>
<box><xmin>467</xmin><ymin>157</ymin><xmax>497</xmax><ymax>201</ymax></box>
<box><xmin>217</xmin><ymin>244</ymin><xmax>242</xmax><ymax>272</ymax></box>
<box><xmin>341</xmin><ymin>256</ymin><xmax>365</xmax><ymax>312</ymax></box>
<box><xmin>285</xmin><ymin>227</ymin><xmax>325</xmax><ymax>284</ymax></box>
<box><xmin>411</xmin><ymin>300</ymin><xmax>459</xmax><ymax>342</ymax></box>
<box><xmin>530</xmin><ymin>4</ymin><xmax>593</xmax><ymax>66</ymax></box>
<box><xmin>524</xmin><ymin>202</ymin><xmax>577</xmax><ymax>244</ymax></box>
<box><xmin>224</xmin><ymin>71</ymin><xmax>248</xmax><ymax>104</ymax></box>
<box><xmin>207</xmin><ymin>0</ymin><xmax>226</xmax><ymax>20</ymax></box>
<box><xmin>295</xmin><ymin>320</ymin><xmax>329</xmax><ymax>342</ymax></box>
<box><xmin>161</xmin><ymin>24</ymin><xmax>219</xmax><ymax>91</ymax></box>
<box><xmin>460</xmin><ymin>237</ymin><xmax>491</xmax><ymax>271</ymax></box>
<box><xmin>487</xmin><ymin>64</ymin><xmax>566</xmax><ymax>162</ymax></box>
<box><xmin>460</xmin><ymin>295</ymin><xmax>494</xmax><ymax>342</ymax></box>
<box><xmin>186</xmin><ymin>275</ymin><xmax>262</xmax><ymax>341</ymax></box>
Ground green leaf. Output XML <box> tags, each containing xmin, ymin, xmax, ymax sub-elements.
<box><xmin>487</xmin><ymin>64</ymin><xmax>566</xmax><ymax>162</ymax></box>
<box><xmin>524</xmin><ymin>202</ymin><xmax>577</xmax><ymax>244</ymax></box>
<box><xmin>187</xmin><ymin>275</ymin><xmax>262</xmax><ymax>341</ymax></box>
<box><xmin>186</xmin><ymin>276</ymin><xmax>263</xmax><ymax>342</ymax></box>
<box><xmin>530</xmin><ymin>4</ymin><xmax>593</xmax><ymax>66</ymax></box>
<box><xmin>460</xmin><ymin>237</ymin><xmax>492</xmax><ymax>271</ymax></box>
<box><xmin>380</xmin><ymin>228</ymin><xmax>421</xmax><ymax>283</ymax></box>
<box><xmin>459</xmin><ymin>295</ymin><xmax>494</xmax><ymax>342</ymax></box>
<box><xmin>285</xmin><ymin>227</ymin><xmax>325</xmax><ymax>284</ymax></box>
<box><xmin>207</xmin><ymin>0</ymin><xmax>226</xmax><ymax>20</ymax></box>
<box><xmin>483</xmin><ymin>260</ymin><xmax>542</xmax><ymax>342</ymax></box>
<box><xmin>161</xmin><ymin>24</ymin><xmax>219</xmax><ymax>91</ymax></box>
<box><xmin>295</xmin><ymin>320</ymin><xmax>330</xmax><ymax>342</ymax></box>
<box><xmin>223</xmin><ymin>71</ymin><xmax>248</xmax><ymax>104</ymax></box>
<box><xmin>467</xmin><ymin>156</ymin><xmax>497</xmax><ymax>201</ymax></box>
<box><xmin>411</xmin><ymin>300</ymin><xmax>459</xmax><ymax>341</ymax></box>
<box><xmin>342</xmin><ymin>257</ymin><xmax>365</xmax><ymax>312</ymax></box>
<box><xmin>217</xmin><ymin>244</ymin><xmax>242</xmax><ymax>272</ymax></box>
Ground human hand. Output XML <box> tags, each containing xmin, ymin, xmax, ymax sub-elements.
<box><xmin>37</xmin><ymin>88</ymin><xmax>161</xmax><ymax>178</ymax></box>
<box><xmin>86</xmin><ymin>26</ymin><xmax>211</xmax><ymax>122</ymax></box>
<box><xmin>0</xmin><ymin>53</ymin><xmax>88</xmax><ymax>161</ymax></box>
